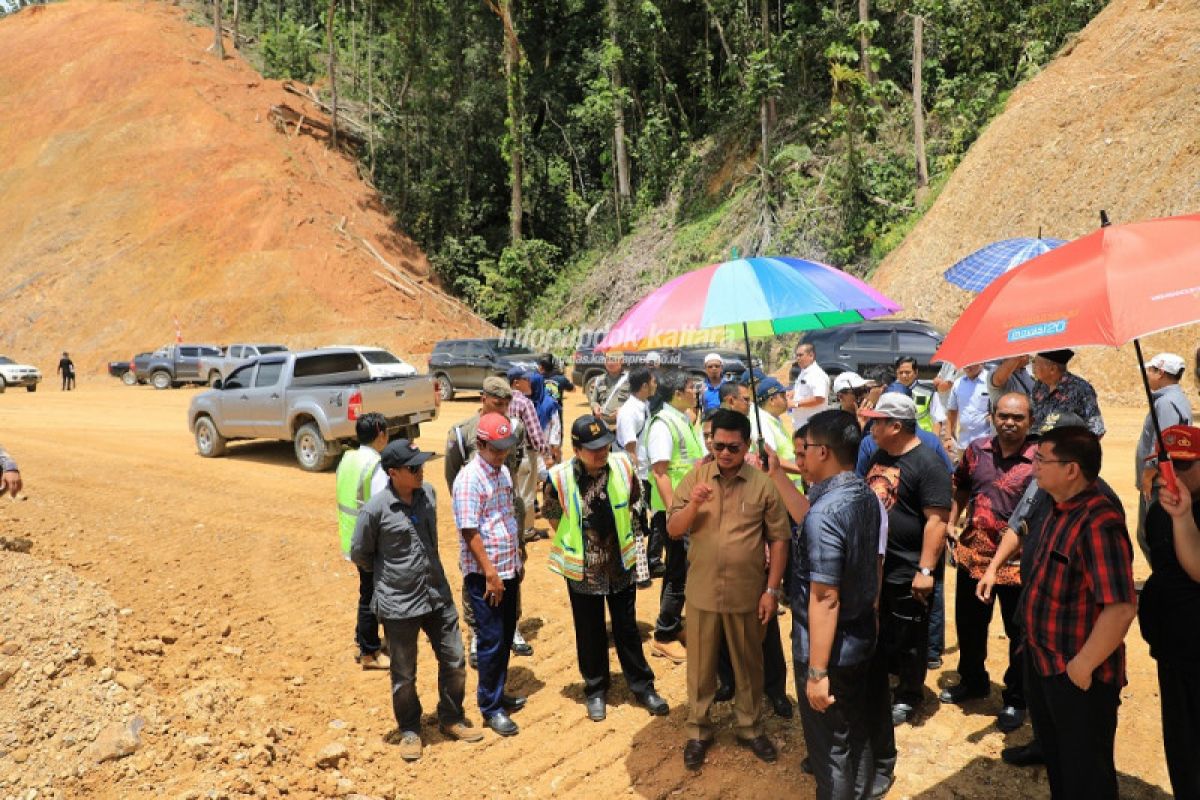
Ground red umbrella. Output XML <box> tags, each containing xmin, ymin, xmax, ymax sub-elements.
<box><xmin>933</xmin><ymin>212</ymin><xmax>1200</xmax><ymax>492</ymax></box>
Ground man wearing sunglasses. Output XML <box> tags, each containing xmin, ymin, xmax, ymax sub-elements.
<box><xmin>351</xmin><ymin>439</ymin><xmax>483</xmax><ymax>762</ymax></box>
<box><xmin>667</xmin><ymin>409</ymin><xmax>790</xmax><ymax>770</ymax></box>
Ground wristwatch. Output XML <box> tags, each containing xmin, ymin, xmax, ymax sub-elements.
<box><xmin>807</xmin><ymin>666</ymin><xmax>829</xmax><ymax>682</ymax></box>
<box><xmin>764</xmin><ymin>587</ymin><xmax>781</xmax><ymax>598</ymax></box>
<box><xmin>918</xmin><ymin>566</ymin><xmax>934</xmax><ymax>577</ymax></box>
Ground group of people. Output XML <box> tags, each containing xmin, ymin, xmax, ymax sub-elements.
<box><xmin>337</xmin><ymin>342</ymin><xmax>1200</xmax><ymax>800</ymax></box>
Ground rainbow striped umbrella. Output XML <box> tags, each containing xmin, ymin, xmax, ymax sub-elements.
<box><xmin>596</xmin><ymin>256</ymin><xmax>900</xmax><ymax>352</ymax></box>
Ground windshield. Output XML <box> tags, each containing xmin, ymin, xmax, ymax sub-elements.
<box><xmin>494</xmin><ymin>343</ymin><xmax>536</xmax><ymax>356</ymax></box>
<box><xmin>361</xmin><ymin>350</ymin><xmax>403</xmax><ymax>365</ymax></box>
<box><xmin>0</xmin><ymin>357</ymin><xmax>13</xmax><ymax>365</ymax></box>
<box><xmin>256</xmin><ymin>345</ymin><xmax>288</xmax><ymax>355</ymax></box>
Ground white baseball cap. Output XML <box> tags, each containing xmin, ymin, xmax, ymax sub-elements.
<box><xmin>833</xmin><ymin>372</ymin><xmax>868</xmax><ymax>394</ymax></box>
<box><xmin>1148</xmin><ymin>352</ymin><xmax>1186</xmax><ymax>377</ymax></box>
<box><xmin>704</xmin><ymin>353</ymin><xmax>723</xmax><ymax>366</ymax></box>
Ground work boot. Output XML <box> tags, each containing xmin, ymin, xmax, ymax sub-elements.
<box><xmin>650</xmin><ymin>639</ymin><xmax>686</xmax><ymax>664</ymax></box>
<box><xmin>439</xmin><ymin>720</ymin><xmax>485</xmax><ymax>743</ymax></box>
<box><xmin>359</xmin><ymin>651</ymin><xmax>390</xmax><ymax>671</ymax></box>
<box><xmin>398</xmin><ymin>731</ymin><xmax>422</xmax><ymax>762</ymax></box>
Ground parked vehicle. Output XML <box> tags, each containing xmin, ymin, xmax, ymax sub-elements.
<box><xmin>799</xmin><ymin>319</ymin><xmax>946</xmax><ymax>380</ymax></box>
<box><xmin>323</xmin><ymin>345</ymin><xmax>418</xmax><ymax>379</ymax></box>
<box><xmin>134</xmin><ymin>344</ymin><xmax>224</xmax><ymax>389</ymax></box>
<box><xmin>188</xmin><ymin>348</ymin><xmax>440</xmax><ymax>472</ymax></box>
<box><xmin>108</xmin><ymin>352</ymin><xmax>154</xmax><ymax>385</ymax></box>
<box><xmin>569</xmin><ymin>344</ymin><xmax>747</xmax><ymax>388</ymax></box>
<box><xmin>0</xmin><ymin>356</ymin><xmax>41</xmax><ymax>393</ymax></box>
<box><xmin>198</xmin><ymin>343</ymin><xmax>289</xmax><ymax>385</ymax></box>
<box><xmin>428</xmin><ymin>338</ymin><xmax>540</xmax><ymax>400</ymax></box>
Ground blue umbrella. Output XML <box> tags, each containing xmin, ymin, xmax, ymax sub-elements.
<box><xmin>943</xmin><ymin>237</ymin><xmax>1066</xmax><ymax>292</ymax></box>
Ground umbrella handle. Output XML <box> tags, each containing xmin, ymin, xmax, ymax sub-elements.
<box><xmin>1159</xmin><ymin>460</ymin><xmax>1179</xmax><ymax>499</ymax></box>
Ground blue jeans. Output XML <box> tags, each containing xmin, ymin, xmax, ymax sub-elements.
<box><xmin>356</xmin><ymin>567</ymin><xmax>382</xmax><ymax>656</ymax></box>
<box><xmin>382</xmin><ymin>605</ymin><xmax>467</xmax><ymax>733</ymax></box>
<box><xmin>465</xmin><ymin>573</ymin><xmax>520</xmax><ymax>719</ymax></box>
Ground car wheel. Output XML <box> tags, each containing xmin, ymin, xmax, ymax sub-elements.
<box><xmin>151</xmin><ymin>370</ymin><xmax>172</xmax><ymax>390</ymax></box>
<box><xmin>26</xmin><ymin>385</ymin><xmax>36</xmax><ymax>393</ymax></box>
<box><xmin>435</xmin><ymin>373</ymin><xmax>454</xmax><ymax>401</ymax></box>
<box><xmin>0</xmin><ymin>379</ymin><xmax>5</xmax><ymax>394</ymax></box>
<box><xmin>121</xmin><ymin>370</ymin><xmax>137</xmax><ymax>386</ymax></box>
<box><xmin>208</xmin><ymin>370</ymin><xmax>223</xmax><ymax>387</ymax></box>
<box><xmin>194</xmin><ymin>416</ymin><xmax>227</xmax><ymax>457</ymax></box>
<box><xmin>294</xmin><ymin>422</ymin><xmax>337</xmax><ymax>472</ymax></box>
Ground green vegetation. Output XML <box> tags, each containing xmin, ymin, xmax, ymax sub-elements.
<box><xmin>219</xmin><ymin>0</ymin><xmax>1106</xmax><ymax>324</ymax></box>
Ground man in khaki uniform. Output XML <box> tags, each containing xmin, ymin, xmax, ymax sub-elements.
<box><xmin>668</xmin><ymin>408</ymin><xmax>790</xmax><ymax>771</ymax></box>
<box><xmin>588</xmin><ymin>352</ymin><xmax>630</xmax><ymax>426</ymax></box>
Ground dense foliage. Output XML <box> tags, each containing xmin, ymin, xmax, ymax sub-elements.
<box><xmin>228</xmin><ymin>0</ymin><xmax>1106</xmax><ymax>323</ymax></box>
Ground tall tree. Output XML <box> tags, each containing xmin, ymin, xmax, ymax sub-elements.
<box><xmin>912</xmin><ymin>13</ymin><xmax>929</xmax><ymax>193</ymax></box>
<box><xmin>488</xmin><ymin>0</ymin><xmax>525</xmax><ymax>243</ymax></box>
<box><xmin>327</xmin><ymin>0</ymin><xmax>339</xmax><ymax>149</ymax></box>
<box><xmin>857</xmin><ymin>0</ymin><xmax>876</xmax><ymax>85</ymax></box>
<box><xmin>212</xmin><ymin>0</ymin><xmax>225</xmax><ymax>59</ymax></box>
<box><xmin>607</xmin><ymin>0</ymin><xmax>631</xmax><ymax>207</ymax></box>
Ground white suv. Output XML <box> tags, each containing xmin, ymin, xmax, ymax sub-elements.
<box><xmin>0</xmin><ymin>356</ymin><xmax>42</xmax><ymax>392</ymax></box>
<box><xmin>322</xmin><ymin>345</ymin><xmax>418</xmax><ymax>379</ymax></box>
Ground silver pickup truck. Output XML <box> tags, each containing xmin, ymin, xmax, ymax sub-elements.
<box><xmin>198</xmin><ymin>343</ymin><xmax>290</xmax><ymax>385</ymax></box>
<box><xmin>187</xmin><ymin>348</ymin><xmax>440</xmax><ymax>471</ymax></box>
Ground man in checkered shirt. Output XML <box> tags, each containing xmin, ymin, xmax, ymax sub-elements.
<box><xmin>1018</xmin><ymin>424</ymin><xmax>1136</xmax><ymax>799</ymax></box>
<box><xmin>452</xmin><ymin>412</ymin><xmax>528</xmax><ymax>737</ymax></box>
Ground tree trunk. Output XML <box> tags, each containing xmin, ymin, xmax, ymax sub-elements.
<box><xmin>498</xmin><ymin>0</ymin><xmax>524</xmax><ymax>243</ymax></box>
<box><xmin>211</xmin><ymin>0</ymin><xmax>225</xmax><ymax>59</ymax></box>
<box><xmin>761</xmin><ymin>0</ymin><xmax>775</xmax><ymax>127</ymax></box>
<box><xmin>912</xmin><ymin>14</ymin><xmax>929</xmax><ymax>193</ymax></box>
<box><xmin>231</xmin><ymin>0</ymin><xmax>239</xmax><ymax>51</ymax></box>
<box><xmin>858</xmin><ymin>0</ymin><xmax>876</xmax><ymax>86</ymax></box>
<box><xmin>327</xmin><ymin>0</ymin><xmax>339</xmax><ymax>149</ymax></box>
<box><xmin>607</xmin><ymin>0</ymin><xmax>631</xmax><ymax>205</ymax></box>
<box><xmin>757</xmin><ymin>0</ymin><xmax>773</xmax><ymax>251</ymax></box>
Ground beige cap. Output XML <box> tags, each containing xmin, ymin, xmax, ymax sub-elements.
<box><xmin>481</xmin><ymin>376</ymin><xmax>513</xmax><ymax>398</ymax></box>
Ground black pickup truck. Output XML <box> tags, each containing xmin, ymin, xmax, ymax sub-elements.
<box><xmin>569</xmin><ymin>344</ymin><xmax>748</xmax><ymax>388</ymax></box>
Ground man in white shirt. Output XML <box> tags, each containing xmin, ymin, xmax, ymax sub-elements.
<box><xmin>616</xmin><ymin>368</ymin><xmax>660</xmax><ymax>574</ymax></box>
<box><xmin>791</xmin><ymin>343</ymin><xmax>830</xmax><ymax>429</ymax></box>
<box><xmin>946</xmin><ymin>365</ymin><xmax>992</xmax><ymax>449</ymax></box>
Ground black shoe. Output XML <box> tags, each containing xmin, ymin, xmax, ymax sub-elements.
<box><xmin>768</xmin><ymin>694</ymin><xmax>793</xmax><ymax>719</ymax></box>
<box><xmin>891</xmin><ymin>702</ymin><xmax>915</xmax><ymax>726</ymax></box>
<box><xmin>501</xmin><ymin>694</ymin><xmax>527</xmax><ymax>712</ymax></box>
<box><xmin>1001</xmin><ymin>741</ymin><xmax>1045</xmax><ymax>766</ymax></box>
<box><xmin>800</xmin><ymin>756</ymin><xmax>813</xmax><ymax>774</ymax></box>
<box><xmin>635</xmin><ymin>689</ymin><xmax>669</xmax><ymax>716</ymax></box>
<box><xmin>486</xmin><ymin>711</ymin><xmax>519</xmax><ymax>736</ymax></box>
<box><xmin>869</xmin><ymin>774</ymin><xmax>896</xmax><ymax>799</ymax></box>
<box><xmin>683</xmin><ymin>738</ymin><xmax>712</xmax><ymax>771</ymax></box>
<box><xmin>636</xmin><ymin>579</ymin><xmax>652</xmax><ymax>590</ymax></box>
<box><xmin>511</xmin><ymin>640</ymin><xmax>534</xmax><ymax>657</ymax></box>
<box><xmin>927</xmin><ymin>656</ymin><xmax>943</xmax><ymax>670</ymax></box>
<box><xmin>714</xmin><ymin>683</ymin><xmax>734</xmax><ymax>702</ymax></box>
<box><xmin>586</xmin><ymin>694</ymin><xmax>607</xmax><ymax>722</ymax></box>
<box><xmin>938</xmin><ymin>682</ymin><xmax>989</xmax><ymax>705</ymax></box>
<box><xmin>996</xmin><ymin>706</ymin><xmax>1026</xmax><ymax>732</ymax></box>
<box><xmin>649</xmin><ymin>562</ymin><xmax>666</xmax><ymax>578</ymax></box>
<box><xmin>736</xmin><ymin>734</ymin><xmax>778</xmax><ymax>763</ymax></box>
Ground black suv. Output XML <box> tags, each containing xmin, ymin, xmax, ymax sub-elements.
<box><xmin>570</xmin><ymin>344</ymin><xmax>748</xmax><ymax>388</ymax></box>
<box><xmin>800</xmin><ymin>320</ymin><xmax>945</xmax><ymax>380</ymax></box>
<box><xmin>428</xmin><ymin>338</ymin><xmax>540</xmax><ymax>400</ymax></box>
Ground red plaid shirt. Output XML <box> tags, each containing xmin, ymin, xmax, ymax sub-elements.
<box><xmin>1019</xmin><ymin>483</ymin><xmax>1135</xmax><ymax>686</ymax></box>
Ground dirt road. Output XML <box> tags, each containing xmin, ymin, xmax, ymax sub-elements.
<box><xmin>0</xmin><ymin>384</ymin><xmax>1175</xmax><ymax>798</ymax></box>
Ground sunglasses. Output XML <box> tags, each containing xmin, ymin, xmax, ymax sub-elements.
<box><xmin>711</xmin><ymin>442</ymin><xmax>744</xmax><ymax>454</ymax></box>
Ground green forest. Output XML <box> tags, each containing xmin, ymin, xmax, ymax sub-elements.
<box><xmin>208</xmin><ymin>0</ymin><xmax>1105</xmax><ymax>325</ymax></box>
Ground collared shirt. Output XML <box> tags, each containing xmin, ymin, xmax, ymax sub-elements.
<box><xmin>791</xmin><ymin>471</ymin><xmax>881</xmax><ymax>667</ymax></box>
<box><xmin>508</xmin><ymin>391</ymin><xmax>550</xmax><ymax>458</ymax></box>
<box><xmin>1018</xmin><ymin>484</ymin><xmax>1135</xmax><ymax>686</ymax></box>
<box><xmin>615</xmin><ymin>395</ymin><xmax>650</xmax><ymax>479</ymax></box>
<box><xmin>350</xmin><ymin>482</ymin><xmax>454</xmax><ymax>620</ymax></box>
<box><xmin>452</xmin><ymin>455</ymin><xmax>523</xmax><ymax>579</ymax></box>
<box><xmin>884</xmin><ymin>380</ymin><xmax>914</xmax><ymax>397</ymax></box>
<box><xmin>669</xmin><ymin>460</ymin><xmax>790</xmax><ymax>613</ymax></box>
<box><xmin>947</xmin><ymin>370</ymin><xmax>992</xmax><ymax>447</ymax></box>
<box><xmin>589</xmin><ymin>371</ymin><xmax>630</xmax><ymax>422</ymax></box>
<box><xmin>646</xmin><ymin>404</ymin><xmax>697</xmax><ymax>467</ymax></box>
<box><xmin>701</xmin><ymin>378</ymin><xmax>724</xmax><ymax>413</ymax></box>
<box><xmin>791</xmin><ymin>362</ymin><xmax>831</xmax><ymax>427</ymax></box>
<box><xmin>543</xmin><ymin>458</ymin><xmax>641</xmax><ymax>595</ymax></box>
<box><xmin>1030</xmin><ymin>371</ymin><xmax>1105</xmax><ymax>437</ymax></box>
<box><xmin>1135</xmin><ymin>383</ymin><xmax>1192</xmax><ymax>487</ymax></box>
<box><xmin>986</xmin><ymin>364</ymin><xmax>1034</xmax><ymax>410</ymax></box>
<box><xmin>953</xmin><ymin>436</ymin><xmax>1037</xmax><ymax>583</ymax></box>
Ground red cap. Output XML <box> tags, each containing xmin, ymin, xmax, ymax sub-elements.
<box><xmin>477</xmin><ymin>412</ymin><xmax>519</xmax><ymax>449</ymax></box>
<box><xmin>1158</xmin><ymin>424</ymin><xmax>1200</xmax><ymax>462</ymax></box>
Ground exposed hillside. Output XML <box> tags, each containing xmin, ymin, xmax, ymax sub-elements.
<box><xmin>873</xmin><ymin>0</ymin><xmax>1200</xmax><ymax>399</ymax></box>
<box><xmin>0</xmin><ymin>1</ymin><xmax>491</xmax><ymax>375</ymax></box>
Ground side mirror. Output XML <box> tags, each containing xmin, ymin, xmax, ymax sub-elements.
<box><xmin>213</xmin><ymin>379</ymin><xmax>224</xmax><ymax>390</ymax></box>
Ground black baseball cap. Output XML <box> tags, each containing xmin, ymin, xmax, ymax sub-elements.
<box><xmin>380</xmin><ymin>439</ymin><xmax>435</xmax><ymax>471</ymax></box>
<box><xmin>571</xmin><ymin>414</ymin><xmax>615</xmax><ymax>450</ymax></box>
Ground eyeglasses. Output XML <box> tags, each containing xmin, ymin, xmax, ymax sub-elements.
<box><xmin>1033</xmin><ymin>453</ymin><xmax>1075</xmax><ymax>466</ymax></box>
<box><xmin>711</xmin><ymin>442</ymin><xmax>744</xmax><ymax>454</ymax></box>
<box><xmin>800</xmin><ymin>442</ymin><xmax>828</xmax><ymax>452</ymax></box>
<box><xmin>1173</xmin><ymin>459</ymin><xmax>1198</xmax><ymax>473</ymax></box>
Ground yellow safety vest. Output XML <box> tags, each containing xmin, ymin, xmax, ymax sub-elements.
<box><xmin>335</xmin><ymin>446</ymin><xmax>381</xmax><ymax>554</ymax></box>
<box><xmin>645</xmin><ymin>406</ymin><xmax>704</xmax><ymax>512</ymax></box>
<box><xmin>762</xmin><ymin>412</ymin><xmax>805</xmax><ymax>489</ymax></box>
<box><xmin>547</xmin><ymin>453</ymin><xmax>636</xmax><ymax>581</ymax></box>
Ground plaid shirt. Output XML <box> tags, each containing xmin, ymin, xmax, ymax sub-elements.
<box><xmin>1030</xmin><ymin>371</ymin><xmax>1105</xmax><ymax>437</ymax></box>
<box><xmin>509</xmin><ymin>391</ymin><xmax>550</xmax><ymax>458</ymax></box>
<box><xmin>452</xmin><ymin>454</ymin><xmax>523</xmax><ymax>579</ymax></box>
<box><xmin>1018</xmin><ymin>484</ymin><xmax>1135</xmax><ymax>686</ymax></box>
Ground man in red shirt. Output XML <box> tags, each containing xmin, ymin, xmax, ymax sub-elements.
<box><xmin>1018</xmin><ymin>425</ymin><xmax>1137</xmax><ymax>798</ymax></box>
